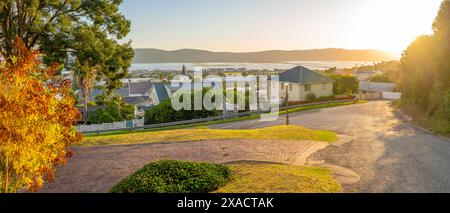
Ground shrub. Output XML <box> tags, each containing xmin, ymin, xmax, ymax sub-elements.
<box><xmin>317</xmin><ymin>95</ymin><xmax>336</xmax><ymax>102</ymax></box>
<box><xmin>89</xmin><ymin>100</ymin><xmax>135</xmax><ymax>124</ymax></box>
<box><xmin>445</xmin><ymin>89</ymin><xmax>450</xmax><ymax>122</ymax></box>
<box><xmin>110</xmin><ymin>160</ymin><xmax>231</xmax><ymax>193</ymax></box>
<box><xmin>305</xmin><ymin>93</ymin><xmax>317</xmax><ymax>101</ymax></box>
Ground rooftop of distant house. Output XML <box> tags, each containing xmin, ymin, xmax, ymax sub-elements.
<box><xmin>279</xmin><ymin>66</ymin><xmax>333</xmax><ymax>84</ymax></box>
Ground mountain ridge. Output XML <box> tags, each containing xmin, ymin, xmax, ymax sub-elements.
<box><xmin>133</xmin><ymin>48</ymin><xmax>397</xmax><ymax>63</ymax></box>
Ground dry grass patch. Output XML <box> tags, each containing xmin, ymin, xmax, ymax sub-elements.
<box><xmin>80</xmin><ymin>125</ymin><xmax>338</xmax><ymax>146</ymax></box>
<box><xmin>216</xmin><ymin>163</ymin><xmax>341</xmax><ymax>193</ymax></box>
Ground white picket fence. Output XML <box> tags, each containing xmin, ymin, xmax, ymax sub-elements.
<box><xmin>382</xmin><ymin>92</ymin><xmax>402</xmax><ymax>100</ymax></box>
<box><xmin>76</xmin><ymin>119</ymin><xmax>145</xmax><ymax>133</ymax></box>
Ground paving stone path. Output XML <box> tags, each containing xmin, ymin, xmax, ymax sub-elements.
<box><xmin>39</xmin><ymin>139</ymin><xmax>317</xmax><ymax>193</ymax></box>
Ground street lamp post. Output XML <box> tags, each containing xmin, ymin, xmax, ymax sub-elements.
<box><xmin>285</xmin><ymin>87</ymin><xmax>289</xmax><ymax>125</ymax></box>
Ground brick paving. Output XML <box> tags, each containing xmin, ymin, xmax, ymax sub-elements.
<box><xmin>39</xmin><ymin>139</ymin><xmax>315</xmax><ymax>193</ymax></box>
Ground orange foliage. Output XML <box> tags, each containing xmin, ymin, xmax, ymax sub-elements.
<box><xmin>0</xmin><ymin>39</ymin><xmax>82</xmax><ymax>192</ymax></box>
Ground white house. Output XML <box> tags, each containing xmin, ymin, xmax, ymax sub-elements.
<box><xmin>358</xmin><ymin>81</ymin><xmax>401</xmax><ymax>100</ymax></box>
<box><xmin>278</xmin><ymin>66</ymin><xmax>334</xmax><ymax>102</ymax></box>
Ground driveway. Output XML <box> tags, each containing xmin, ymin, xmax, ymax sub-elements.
<box><xmin>210</xmin><ymin>101</ymin><xmax>450</xmax><ymax>192</ymax></box>
<box><xmin>39</xmin><ymin>139</ymin><xmax>318</xmax><ymax>193</ymax></box>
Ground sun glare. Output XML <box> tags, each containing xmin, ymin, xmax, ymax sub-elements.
<box><xmin>351</xmin><ymin>0</ymin><xmax>442</xmax><ymax>55</ymax></box>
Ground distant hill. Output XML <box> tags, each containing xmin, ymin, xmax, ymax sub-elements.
<box><xmin>133</xmin><ymin>48</ymin><xmax>397</xmax><ymax>63</ymax></box>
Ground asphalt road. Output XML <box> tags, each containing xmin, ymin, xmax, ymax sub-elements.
<box><xmin>210</xmin><ymin>101</ymin><xmax>450</xmax><ymax>192</ymax></box>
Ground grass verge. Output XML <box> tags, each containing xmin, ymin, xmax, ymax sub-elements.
<box><xmin>110</xmin><ymin>160</ymin><xmax>341</xmax><ymax>193</ymax></box>
<box><xmin>217</xmin><ymin>162</ymin><xmax>341</xmax><ymax>193</ymax></box>
<box><xmin>80</xmin><ymin>125</ymin><xmax>338</xmax><ymax>146</ymax></box>
<box><xmin>394</xmin><ymin>101</ymin><xmax>450</xmax><ymax>136</ymax></box>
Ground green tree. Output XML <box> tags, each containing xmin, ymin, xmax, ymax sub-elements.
<box><xmin>445</xmin><ymin>90</ymin><xmax>450</xmax><ymax>122</ymax></box>
<box><xmin>399</xmin><ymin>0</ymin><xmax>450</xmax><ymax>134</ymax></box>
<box><xmin>0</xmin><ymin>0</ymin><xmax>134</xmax><ymax>94</ymax></box>
<box><xmin>328</xmin><ymin>74</ymin><xmax>359</xmax><ymax>95</ymax></box>
<box><xmin>145</xmin><ymin>89</ymin><xmax>221</xmax><ymax>125</ymax></box>
<box><xmin>74</xmin><ymin>61</ymin><xmax>97</xmax><ymax>124</ymax></box>
<box><xmin>89</xmin><ymin>98</ymin><xmax>135</xmax><ymax>124</ymax></box>
<box><xmin>369</xmin><ymin>74</ymin><xmax>392</xmax><ymax>83</ymax></box>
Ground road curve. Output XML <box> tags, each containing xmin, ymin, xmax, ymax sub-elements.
<box><xmin>210</xmin><ymin>101</ymin><xmax>450</xmax><ymax>192</ymax></box>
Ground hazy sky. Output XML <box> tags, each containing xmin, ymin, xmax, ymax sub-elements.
<box><xmin>120</xmin><ymin>0</ymin><xmax>443</xmax><ymax>55</ymax></box>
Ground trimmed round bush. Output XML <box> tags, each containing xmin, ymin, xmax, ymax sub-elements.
<box><xmin>110</xmin><ymin>160</ymin><xmax>231</xmax><ymax>193</ymax></box>
<box><xmin>306</xmin><ymin>92</ymin><xmax>317</xmax><ymax>101</ymax></box>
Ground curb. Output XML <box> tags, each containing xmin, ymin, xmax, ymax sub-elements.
<box><xmin>395</xmin><ymin>109</ymin><xmax>450</xmax><ymax>143</ymax></box>
<box><xmin>331</xmin><ymin>135</ymin><xmax>354</xmax><ymax>147</ymax></box>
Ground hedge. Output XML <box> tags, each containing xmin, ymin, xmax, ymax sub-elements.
<box><xmin>110</xmin><ymin>160</ymin><xmax>231</xmax><ymax>193</ymax></box>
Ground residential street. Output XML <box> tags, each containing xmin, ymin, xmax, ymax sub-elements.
<box><xmin>210</xmin><ymin>101</ymin><xmax>450</xmax><ymax>192</ymax></box>
<box><xmin>39</xmin><ymin>101</ymin><xmax>450</xmax><ymax>193</ymax></box>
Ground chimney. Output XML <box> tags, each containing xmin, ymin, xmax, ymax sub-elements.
<box><xmin>128</xmin><ymin>78</ymin><xmax>131</xmax><ymax>96</ymax></box>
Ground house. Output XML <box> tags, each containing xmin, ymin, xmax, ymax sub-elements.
<box><xmin>149</xmin><ymin>82</ymin><xmax>172</xmax><ymax>105</ymax></box>
<box><xmin>359</xmin><ymin>81</ymin><xmax>396</xmax><ymax>92</ymax></box>
<box><xmin>354</xmin><ymin>70</ymin><xmax>383</xmax><ymax>81</ymax></box>
<box><xmin>76</xmin><ymin>79</ymin><xmax>157</xmax><ymax>119</ymax></box>
<box><xmin>77</xmin><ymin>79</ymin><xmax>154</xmax><ymax>103</ymax></box>
<box><xmin>278</xmin><ymin>66</ymin><xmax>333</xmax><ymax>102</ymax></box>
<box><xmin>358</xmin><ymin>81</ymin><xmax>401</xmax><ymax>100</ymax></box>
<box><xmin>123</xmin><ymin>96</ymin><xmax>152</xmax><ymax>118</ymax></box>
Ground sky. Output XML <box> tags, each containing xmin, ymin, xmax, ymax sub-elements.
<box><xmin>120</xmin><ymin>0</ymin><xmax>443</xmax><ymax>56</ymax></box>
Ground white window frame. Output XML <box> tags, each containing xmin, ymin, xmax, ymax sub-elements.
<box><xmin>304</xmin><ymin>84</ymin><xmax>312</xmax><ymax>92</ymax></box>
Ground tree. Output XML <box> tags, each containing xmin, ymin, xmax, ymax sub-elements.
<box><xmin>0</xmin><ymin>0</ymin><xmax>134</xmax><ymax>94</ymax></box>
<box><xmin>89</xmin><ymin>97</ymin><xmax>135</xmax><ymax>124</ymax></box>
<box><xmin>445</xmin><ymin>90</ymin><xmax>450</xmax><ymax>122</ymax></box>
<box><xmin>0</xmin><ymin>39</ymin><xmax>82</xmax><ymax>192</ymax></box>
<box><xmin>74</xmin><ymin>61</ymin><xmax>97</xmax><ymax>124</ymax></box>
<box><xmin>369</xmin><ymin>73</ymin><xmax>392</xmax><ymax>83</ymax></box>
<box><xmin>328</xmin><ymin>74</ymin><xmax>359</xmax><ymax>95</ymax></box>
<box><xmin>145</xmin><ymin>89</ymin><xmax>220</xmax><ymax>125</ymax></box>
<box><xmin>399</xmin><ymin>0</ymin><xmax>450</xmax><ymax>133</ymax></box>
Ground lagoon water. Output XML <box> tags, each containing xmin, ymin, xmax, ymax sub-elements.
<box><xmin>130</xmin><ymin>61</ymin><xmax>376</xmax><ymax>72</ymax></box>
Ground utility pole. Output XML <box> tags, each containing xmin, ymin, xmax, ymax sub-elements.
<box><xmin>257</xmin><ymin>69</ymin><xmax>260</xmax><ymax>114</ymax></box>
<box><xmin>285</xmin><ymin>87</ymin><xmax>289</xmax><ymax>125</ymax></box>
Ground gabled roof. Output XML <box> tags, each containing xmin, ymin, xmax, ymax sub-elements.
<box><xmin>153</xmin><ymin>82</ymin><xmax>170</xmax><ymax>102</ymax></box>
<box><xmin>359</xmin><ymin>81</ymin><xmax>396</xmax><ymax>92</ymax></box>
<box><xmin>129</xmin><ymin>82</ymin><xmax>153</xmax><ymax>95</ymax></box>
<box><xmin>279</xmin><ymin>66</ymin><xmax>333</xmax><ymax>84</ymax></box>
<box><xmin>123</xmin><ymin>96</ymin><xmax>150</xmax><ymax>105</ymax></box>
<box><xmin>78</xmin><ymin>81</ymin><xmax>153</xmax><ymax>103</ymax></box>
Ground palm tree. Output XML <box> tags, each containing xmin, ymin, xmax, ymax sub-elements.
<box><xmin>74</xmin><ymin>61</ymin><xmax>98</xmax><ymax>125</ymax></box>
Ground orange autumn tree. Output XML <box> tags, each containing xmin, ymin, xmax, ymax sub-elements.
<box><xmin>0</xmin><ymin>39</ymin><xmax>82</xmax><ymax>193</ymax></box>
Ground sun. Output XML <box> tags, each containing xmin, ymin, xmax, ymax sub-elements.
<box><xmin>350</xmin><ymin>0</ymin><xmax>442</xmax><ymax>56</ymax></box>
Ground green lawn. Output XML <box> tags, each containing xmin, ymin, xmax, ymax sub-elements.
<box><xmin>80</xmin><ymin>125</ymin><xmax>338</xmax><ymax>146</ymax></box>
<box><xmin>216</xmin><ymin>162</ymin><xmax>341</xmax><ymax>193</ymax></box>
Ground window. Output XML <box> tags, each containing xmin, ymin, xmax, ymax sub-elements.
<box><xmin>289</xmin><ymin>84</ymin><xmax>293</xmax><ymax>91</ymax></box>
<box><xmin>304</xmin><ymin>84</ymin><xmax>311</xmax><ymax>92</ymax></box>
<box><xmin>322</xmin><ymin>84</ymin><xmax>327</xmax><ymax>91</ymax></box>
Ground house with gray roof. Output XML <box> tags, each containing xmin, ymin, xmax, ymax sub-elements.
<box><xmin>278</xmin><ymin>66</ymin><xmax>333</xmax><ymax>102</ymax></box>
<box><xmin>76</xmin><ymin>79</ymin><xmax>157</xmax><ymax>119</ymax></box>
<box><xmin>149</xmin><ymin>82</ymin><xmax>172</xmax><ymax>105</ymax></box>
<box><xmin>359</xmin><ymin>81</ymin><xmax>396</xmax><ymax>92</ymax></box>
